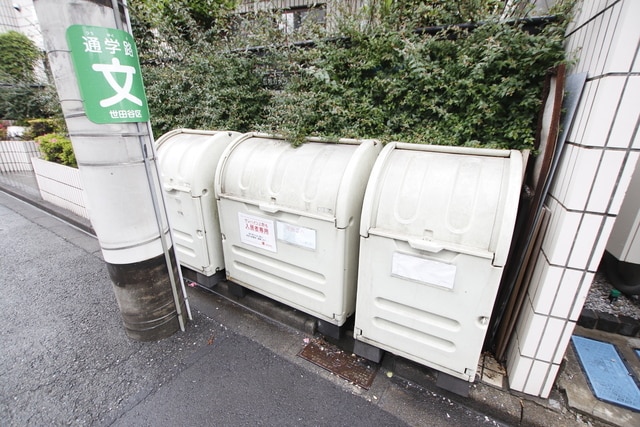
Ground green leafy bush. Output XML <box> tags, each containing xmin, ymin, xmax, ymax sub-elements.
<box><xmin>265</xmin><ymin>19</ymin><xmax>568</xmax><ymax>148</ymax></box>
<box><xmin>0</xmin><ymin>31</ymin><xmax>52</xmax><ymax>121</ymax></box>
<box><xmin>23</xmin><ymin>118</ymin><xmax>66</xmax><ymax>140</ymax></box>
<box><xmin>36</xmin><ymin>133</ymin><xmax>77</xmax><ymax>168</ymax></box>
<box><xmin>132</xmin><ymin>1</ymin><xmax>574</xmax><ymax>150</ymax></box>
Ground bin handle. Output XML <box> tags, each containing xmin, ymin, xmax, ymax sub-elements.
<box><xmin>408</xmin><ymin>239</ymin><xmax>443</xmax><ymax>253</ymax></box>
<box><xmin>258</xmin><ymin>203</ymin><xmax>280</xmax><ymax>214</ymax></box>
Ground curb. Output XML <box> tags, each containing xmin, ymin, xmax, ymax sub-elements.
<box><xmin>0</xmin><ymin>182</ymin><xmax>94</xmax><ymax>235</ymax></box>
<box><xmin>578</xmin><ymin>308</ymin><xmax>640</xmax><ymax>337</ymax></box>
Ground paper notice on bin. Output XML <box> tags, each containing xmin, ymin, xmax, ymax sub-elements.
<box><xmin>238</xmin><ymin>212</ymin><xmax>277</xmax><ymax>252</ymax></box>
<box><xmin>276</xmin><ymin>221</ymin><xmax>316</xmax><ymax>250</ymax></box>
<box><xmin>391</xmin><ymin>252</ymin><xmax>456</xmax><ymax>289</ymax></box>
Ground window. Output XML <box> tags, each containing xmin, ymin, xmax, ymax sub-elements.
<box><xmin>278</xmin><ymin>6</ymin><xmax>325</xmax><ymax>34</ymax></box>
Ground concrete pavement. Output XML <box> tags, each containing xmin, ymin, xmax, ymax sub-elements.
<box><xmin>0</xmin><ymin>190</ymin><xmax>500</xmax><ymax>426</ymax></box>
<box><xmin>0</xmin><ymin>176</ymin><xmax>626</xmax><ymax>427</ymax></box>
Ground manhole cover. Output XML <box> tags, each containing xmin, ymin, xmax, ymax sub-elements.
<box><xmin>298</xmin><ymin>339</ymin><xmax>379</xmax><ymax>389</ymax></box>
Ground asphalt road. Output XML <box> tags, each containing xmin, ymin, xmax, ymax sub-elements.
<box><xmin>0</xmin><ymin>191</ymin><xmax>509</xmax><ymax>426</ymax></box>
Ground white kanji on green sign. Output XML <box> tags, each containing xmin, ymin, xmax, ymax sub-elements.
<box><xmin>66</xmin><ymin>25</ymin><xmax>149</xmax><ymax>124</ymax></box>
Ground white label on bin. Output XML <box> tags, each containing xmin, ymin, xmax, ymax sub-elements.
<box><xmin>238</xmin><ymin>213</ymin><xmax>277</xmax><ymax>252</ymax></box>
<box><xmin>391</xmin><ymin>252</ymin><xmax>456</xmax><ymax>290</ymax></box>
<box><xmin>276</xmin><ymin>221</ymin><xmax>316</xmax><ymax>250</ymax></box>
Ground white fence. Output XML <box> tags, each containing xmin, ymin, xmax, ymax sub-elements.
<box><xmin>31</xmin><ymin>157</ymin><xmax>90</xmax><ymax>219</ymax></box>
<box><xmin>0</xmin><ymin>140</ymin><xmax>42</xmax><ymax>172</ymax></box>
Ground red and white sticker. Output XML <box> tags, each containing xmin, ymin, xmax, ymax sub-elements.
<box><xmin>238</xmin><ymin>212</ymin><xmax>277</xmax><ymax>252</ymax></box>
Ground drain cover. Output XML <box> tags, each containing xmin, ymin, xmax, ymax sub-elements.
<box><xmin>572</xmin><ymin>335</ymin><xmax>640</xmax><ymax>411</ymax></box>
<box><xmin>298</xmin><ymin>339</ymin><xmax>379</xmax><ymax>389</ymax></box>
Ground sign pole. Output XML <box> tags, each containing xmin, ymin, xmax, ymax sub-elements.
<box><xmin>34</xmin><ymin>0</ymin><xmax>188</xmax><ymax>340</ymax></box>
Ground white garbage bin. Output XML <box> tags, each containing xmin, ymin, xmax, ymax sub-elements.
<box><xmin>215</xmin><ymin>133</ymin><xmax>381</xmax><ymax>336</ymax></box>
<box><xmin>156</xmin><ymin>129</ymin><xmax>241</xmax><ymax>286</ymax></box>
<box><xmin>605</xmin><ymin>160</ymin><xmax>640</xmax><ymax>294</ymax></box>
<box><xmin>354</xmin><ymin>142</ymin><xmax>522</xmax><ymax>382</ymax></box>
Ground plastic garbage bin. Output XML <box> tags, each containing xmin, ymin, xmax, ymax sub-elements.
<box><xmin>215</xmin><ymin>133</ymin><xmax>381</xmax><ymax>336</ymax></box>
<box><xmin>354</xmin><ymin>142</ymin><xmax>523</xmax><ymax>382</ymax></box>
<box><xmin>156</xmin><ymin>129</ymin><xmax>240</xmax><ymax>285</ymax></box>
<box><xmin>605</xmin><ymin>160</ymin><xmax>640</xmax><ymax>295</ymax></box>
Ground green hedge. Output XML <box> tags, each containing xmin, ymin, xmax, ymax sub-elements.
<box><xmin>135</xmin><ymin>1</ymin><xmax>573</xmax><ymax>150</ymax></box>
<box><xmin>36</xmin><ymin>133</ymin><xmax>76</xmax><ymax>168</ymax></box>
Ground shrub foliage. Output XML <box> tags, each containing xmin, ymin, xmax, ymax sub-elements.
<box><xmin>131</xmin><ymin>0</ymin><xmax>573</xmax><ymax>149</ymax></box>
<box><xmin>36</xmin><ymin>133</ymin><xmax>76</xmax><ymax>168</ymax></box>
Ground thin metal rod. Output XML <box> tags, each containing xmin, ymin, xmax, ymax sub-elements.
<box><xmin>122</xmin><ymin>0</ymin><xmax>192</xmax><ymax>322</ymax></box>
<box><xmin>137</xmin><ymin>123</ymin><xmax>188</xmax><ymax>331</ymax></box>
<box><xmin>111</xmin><ymin>0</ymin><xmax>124</xmax><ymax>30</ymax></box>
<box><xmin>118</xmin><ymin>0</ymin><xmax>189</xmax><ymax>329</ymax></box>
<box><xmin>145</xmin><ymin>119</ymin><xmax>193</xmax><ymax>322</ymax></box>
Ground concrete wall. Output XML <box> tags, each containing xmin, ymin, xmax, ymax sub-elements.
<box><xmin>31</xmin><ymin>157</ymin><xmax>89</xmax><ymax>219</ymax></box>
<box><xmin>506</xmin><ymin>0</ymin><xmax>640</xmax><ymax>397</ymax></box>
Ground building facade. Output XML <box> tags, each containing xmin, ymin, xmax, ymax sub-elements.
<box><xmin>506</xmin><ymin>0</ymin><xmax>639</xmax><ymax>397</ymax></box>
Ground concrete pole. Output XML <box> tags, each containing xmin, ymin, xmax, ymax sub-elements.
<box><xmin>33</xmin><ymin>0</ymin><xmax>187</xmax><ymax>341</ymax></box>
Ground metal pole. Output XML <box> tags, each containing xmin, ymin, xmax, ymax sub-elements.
<box><xmin>34</xmin><ymin>0</ymin><xmax>187</xmax><ymax>341</ymax></box>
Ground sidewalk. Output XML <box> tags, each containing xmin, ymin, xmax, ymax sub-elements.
<box><xmin>0</xmin><ymin>170</ymin><xmax>630</xmax><ymax>427</ymax></box>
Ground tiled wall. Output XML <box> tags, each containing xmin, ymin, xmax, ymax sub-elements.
<box><xmin>506</xmin><ymin>0</ymin><xmax>640</xmax><ymax>397</ymax></box>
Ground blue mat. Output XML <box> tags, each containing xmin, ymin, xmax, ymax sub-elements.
<box><xmin>572</xmin><ymin>336</ymin><xmax>640</xmax><ymax>411</ymax></box>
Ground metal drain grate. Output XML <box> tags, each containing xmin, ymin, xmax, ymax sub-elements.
<box><xmin>298</xmin><ymin>339</ymin><xmax>379</xmax><ymax>389</ymax></box>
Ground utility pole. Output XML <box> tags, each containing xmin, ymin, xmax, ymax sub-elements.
<box><xmin>33</xmin><ymin>0</ymin><xmax>189</xmax><ymax>341</ymax></box>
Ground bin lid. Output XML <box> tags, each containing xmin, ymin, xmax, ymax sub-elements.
<box><xmin>361</xmin><ymin>143</ymin><xmax>522</xmax><ymax>264</ymax></box>
<box><xmin>156</xmin><ymin>129</ymin><xmax>240</xmax><ymax>197</ymax></box>
<box><xmin>216</xmin><ymin>134</ymin><xmax>379</xmax><ymax>224</ymax></box>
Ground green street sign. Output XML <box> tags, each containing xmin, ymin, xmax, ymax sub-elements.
<box><xmin>66</xmin><ymin>25</ymin><xmax>149</xmax><ymax>124</ymax></box>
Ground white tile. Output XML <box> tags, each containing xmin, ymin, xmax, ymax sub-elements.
<box><xmin>523</xmin><ymin>360</ymin><xmax>552</xmax><ymax>396</ymax></box>
<box><xmin>580</xmin><ymin>12</ymin><xmax>605</xmax><ymax>74</ymax></box>
<box><xmin>529</xmin><ymin>258</ymin><xmax>564</xmax><ymax>316</ymax></box>
<box><xmin>607</xmin><ymin>77</ymin><xmax>640</xmax><ymax>149</ymax></box>
<box><xmin>540</xmin><ymin>363</ymin><xmax>561</xmax><ymax>398</ymax></box>
<box><xmin>536</xmin><ymin>317</ymin><xmax>566</xmax><ymax>362</ymax></box>
<box><xmin>593</xmin><ymin>7</ymin><xmax>619</xmax><ymax>75</ymax></box>
<box><xmin>587</xmin><ymin>149</ymin><xmax>627</xmax><ymax>213</ymax></box>
<box><xmin>551</xmin><ymin>269</ymin><xmax>584</xmax><ymax>319</ymax></box>
<box><xmin>588</xmin><ymin>215</ymin><xmax>616</xmax><ymax>271</ymax></box>
<box><xmin>603</xmin><ymin>0</ymin><xmax>640</xmax><ymax>74</ymax></box>
<box><xmin>610</xmin><ymin>153</ymin><xmax>640</xmax><ymax>214</ymax></box>
<box><xmin>506</xmin><ymin>352</ymin><xmax>533</xmax><ymax>392</ymax></box>
<box><xmin>518</xmin><ymin>309</ymin><xmax>549</xmax><ymax>359</ymax></box>
<box><xmin>567</xmin><ymin>80</ymin><xmax>597</xmax><ymax>145</ymax></box>
<box><xmin>515</xmin><ymin>298</ymin><xmax>535</xmax><ymax>347</ymax></box>
<box><xmin>564</xmin><ymin>30</ymin><xmax>585</xmax><ymax>74</ymax></box>
<box><xmin>579</xmin><ymin>77</ymin><xmax>626</xmax><ymax>147</ymax></box>
<box><xmin>554</xmin><ymin>146</ymin><xmax>602</xmax><ymax>211</ymax></box>
<box><xmin>526</xmin><ymin>252</ymin><xmax>545</xmax><ymax>307</ymax></box>
<box><xmin>542</xmin><ymin>199</ymin><xmax>582</xmax><ymax>266</ymax></box>
<box><xmin>564</xmin><ymin>5</ymin><xmax>581</xmax><ymax>34</ymax></box>
<box><xmin>549</xmin><ymin>144</ymin><xmax>576</xmax><ymax>205</ymax></box>
<box><xmin>570</xmin><ymin>272</ymin><xmax>596</xmax><ymax>320</ymax></box>
<box><xmin>568</xmin><ymin>213</ymin><xmax>604</xmax><ymax>269</ymax></box>
<box><xmin>553</xmin><ymin>321</ymin><xmax>577</xmax><ymax>365</ymax></box>
<box><xmin>569</xmin><ymin>0</ymin><xmax>609</xmax><ymax>34</ymax></box>
<box><xmin>506</xmin><ymin>332</ymin><xmax>522</xmax><ymax>374</ymax></box>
